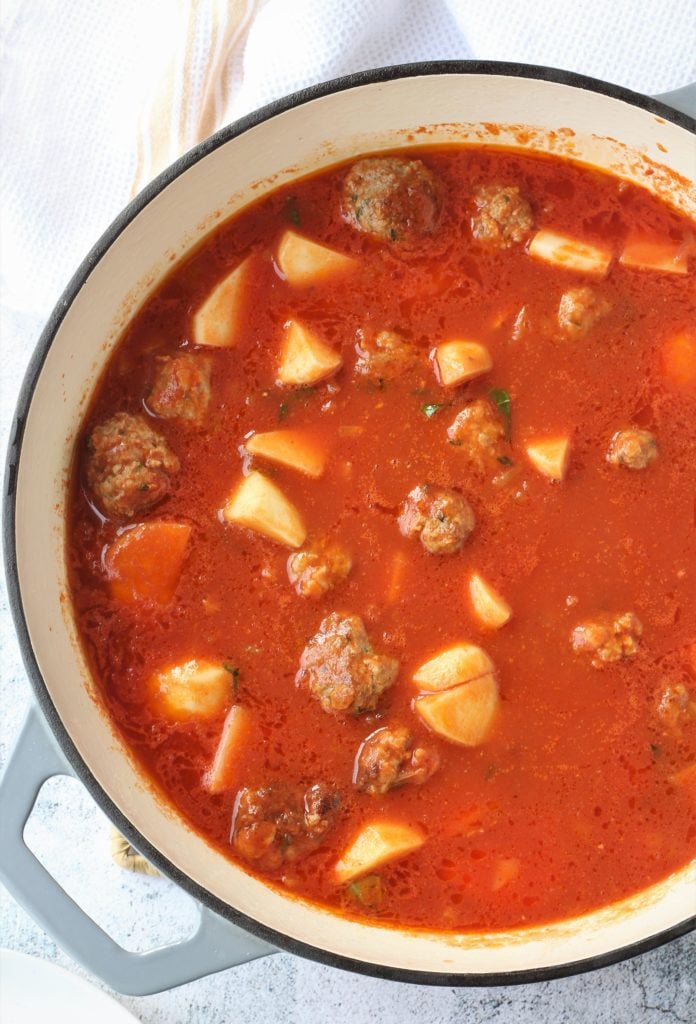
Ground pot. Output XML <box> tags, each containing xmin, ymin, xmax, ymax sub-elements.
<box><xmin>2</xmin><ymin>62</ymin><xmax>695</xmax><ymax>996</ymax></box>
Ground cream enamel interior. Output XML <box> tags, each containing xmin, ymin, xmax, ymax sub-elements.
<box><xmin>14</xmin><ymin>72</ymin><xmax>696</xmax><ymax>975</ymax></box>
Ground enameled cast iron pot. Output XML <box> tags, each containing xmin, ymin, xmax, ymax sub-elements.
<box><xmin>2</xmin><ymin>62</ymin><xmax>695</xmax><ymax>996</ymax></box>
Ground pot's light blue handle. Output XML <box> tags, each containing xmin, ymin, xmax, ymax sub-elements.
<box><xmin>0</xmin><ymin>704</ymin><xmax>276</xmax><ymax>996</ymax></box>
<box><xmin>653</xmin><ymin>83</ymin><xmax>696</xmax><ymax>119</ymax></box>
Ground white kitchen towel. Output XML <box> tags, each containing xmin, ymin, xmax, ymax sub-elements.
<box><xmin>1</xmin><ymin>0</ymin><xmax>695</xmax><ymax>337</ymax></box>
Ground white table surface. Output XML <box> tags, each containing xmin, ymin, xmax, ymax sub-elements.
<box><xmin>2</xmin><ymin>3</ymin><xmax>695</xmax><ymax>1017</ymax></box>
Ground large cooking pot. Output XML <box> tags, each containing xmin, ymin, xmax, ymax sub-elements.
<box><xmin>2</xmin><ymin>62</ymin><xmax>695</xmax><ymax>996</ymax></box>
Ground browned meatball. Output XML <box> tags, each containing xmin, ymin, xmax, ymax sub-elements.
<box><xmin>342</xmin><ymin>157</ymin><xmax>442</xmax><ymax>243</ymax></box>
<box><xmin>607</xmin><ymin>428</ymin><xmax>658</xmax><ymax>470</ymax></box>
<box><xmin>354</xmin><ymin>726</ymin><xmax>440</xmax><ymax>795</ymax></box>
<box><xmin>571</xmin><ymin>612</ymin><xmax>643</xmax><ymax>668</ymax></box>
<box><xmin>287</xmin><ymin>543</ymin><xmax>352</xmax><ymax>599</ymax></box>
<box><xmin>398</xmin><ymin>484</ymin><xmax>475</xmax><ymax>555</ymax></box>
<box><xmin>354</xmin><ymin>329</ymin><xmax>420</xmax><ymax>381</ymax></box>
<box><xmin>232</xmin><ymin>782</ymin><xmax>340</xmax><ymax>871</ymax></box>
<box><xmin>471</xmin><ymin>185</ymin><xmax>533</xmax><ymax>248</ymax></box>
<box><xmin>296</xmin><ymin>613</ymin><xmax>398</xmax><ymax>716</ymax></box>
<box><xmin>558</xmin><ymin>286</ymin><xmax>611</xmax><ymax>336</ymax></box>
<box><xmin>447</xmin><ymin>399</ymin><xmax>506</xmax><ymax>467</ymax></box>
<box><xmin>147</xmin><ymin>352</ymin><xmax>212</xmax><ymax>425</ymax></box>
<box><xmin>85</xmin><ymin>412</ymin><xmax>179</xmax><ymax>519</ymax></box>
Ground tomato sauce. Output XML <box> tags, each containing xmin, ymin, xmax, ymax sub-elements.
<box><xmin>67</xmin><ymin>147</ymin><xmax>696</xmax><ymax>931</ymax></box>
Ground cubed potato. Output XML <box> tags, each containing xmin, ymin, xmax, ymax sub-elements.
<box><xmin>204</xmin><ymin>704</ymin><xmax>253</xmax><ymax>794</ymax></box>
<box><xmin>277</xmin><ymin>230</ymin><xmax>355</xmax><ymax>285</ymax></box>
<box><xmin>277</xmin><ymin>320</ymin><xmax>343</xmax><ymax>387</ymax></box>
<box><xmin>432</xmin><ymin>340</ymin><xmax>492</xmax><ymax>387</ymax></box>
<box><xmin>151</xmin><ymin>659</ymin><xmax>232</xmax><ymax>721</ymax></box>
<box><xmin>223</xmin><ymin>470</ymin><xmax>306</xmax><ymax>548</ymax></box>
<box><xmin>415</xmin><ymin>673</ymin><xmax>499</xmax><ymax>746</ymax></box>
<box><xmin>192</xmin><ymin>259</ymin><xmax>248</xmax><ymax>348</ymax></box>
<box><xmin>661</xmin><ymin>331</ymin><xmax>696</xmax><ymax>394</ymax></box>
<box><xmin>528</xmin><ymin>230</ymin><xmax>612</xmax><ymax>277</ymax></box>
<box><xmin>334</xmin><ymin>821</ymin><xmax>425</xmax><ymax>884</ymax></box>
<box><xmin>469</xmin><ymin>573</ymin><xmax>512</xmax><ymax>630</ymax></box>
<box><xmin>526</xmin><ymin>437</ymin><xmax>571</xmax><ymax>481</ymax></box>
<box><xmin>413</xmin><ymin>642</ymin><xmax>494</xmax><ymax>692</ymax></box>
<box><xmin>245</xmin><ymin>430</ymin><xmax>326</xmax><ymax>478</ymax></box>
<box><xmin>619</xmin><ymin>235</ymin><xmax>689</xmax><ymax>275</ymax></box>
<box><xmin>105</xmin><ymin>521</ymin><xmax>191</xmax><ymax>605</ymax></box>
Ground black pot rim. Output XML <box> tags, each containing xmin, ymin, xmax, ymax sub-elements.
<box><xmin>4</xmin><ymin>59</ymin><xmax>695</xmax><ymax>988</ymax></box>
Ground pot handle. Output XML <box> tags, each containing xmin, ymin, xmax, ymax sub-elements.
<box><xmin>0</xmin><ymin>704</ymin><xmax>277</xmax><ymax>996</ymax></box>
<box><xmin>652</xmin><ymin>82</ymin><xmax>696</xmax><ymax>119</ymax></box>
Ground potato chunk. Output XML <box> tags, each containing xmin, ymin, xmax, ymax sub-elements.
<box><xmin>526</xmin><ymin>437</ymin><xmax>571</xmax><ymax>481</ymax></box>
<box><xmin>413</xmin><ymin>642</ymin><xmax>493</xmax><ymax>692</ymax></box>
<box><xmin>151</xmin><ymin>659</ymin><xmax>232</xmax><ymax>721</ymax></box>
<box><xmin>277</xmin><ymin>320</ymin><xmax>343</xmax><ymax>387</ymax></box>
<box><xmin>192</xmin><ymin>259</ymin><xmax>248</xmax><ymax>348</ymax></box>
<box><xmin>334</xmin><ymin>821</ymin><xmax>425</xmax><ymax>884</ymax></box>
<box><xmin>528</xmin><ymin>230</ymin><xmax>612</xmax><ymax>277</ymax></box>
<box><xmin>223</xmin><ymin>470</ymin><xmax>306</xmax><ymax>548</ymax></box>
<box><xmin>245</xmin><ymin>430</ymin><xmax>326</xmax><ymax>478</ymax></box>
<box><xmin>432</xmin><ymin>340</ymin><xmax>492</xmax><ymax>387</ymax></box>
<box><xmin>415</xmin><ymin>673</ymin><xmax>499</xmax><ymax>746</ymax></box>
<box><xmin>204</xmin><ymin>704</ymin><xmax>253</xmax><ymax>794</ymax></box>
<box><xmin>277</xmin><ymin>230</ymin><xmax>355</xmax><ymax>285</ymax></box>
<box><xmin>469</xmin><ymin>573</ymin><xmax>512</xmax><ymax>629</ymax></box>
<box><xmin>619</xmin><ymin>234</ymin><xmax>689</xmax><ymax>275</ymax></box>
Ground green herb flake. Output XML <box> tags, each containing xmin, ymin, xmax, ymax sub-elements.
<box><xmin>389</xmin><ymin>228</ymin><xmax>398</xmax><ymax>241</ymax></box>
<box><xmin>650</xmin><ymin>742</ymin><xmax>663</xmax><ymax>762</ymax></box>
<box><xmin>489</xmin><ymin>387</ymin><xmax>512</xmax><ymax>441</ymax></box>
<box><xmin>285</xmin><ymin>197</ymin><xmax>301</xmax><ymax>226</ymax></box>
<box><xmin>223</xmin><ymin>663</ymin><xmax>240</xmax><ymax>694</ymax></box>
<box><xmin>278</xmin><ymin>402</ymin><xmax>289</xmax><ymax>421</ymax></box>
<box><xmin>348</xmin><ymin>874</ymin><xmax>382</xmax><ymax>908</ymax></box>
<box><xmin>497</xmin><ymin>455</ymin><xmax>514</xmax><ymax>466</ymax></box>
<box><xmin>422</xmin><ymin>402</ymin><xmax>447</xmax><ymax>418</ymax></box>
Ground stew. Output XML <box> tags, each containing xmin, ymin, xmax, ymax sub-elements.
<box><xmin>67</xmin><ymin>146</ymin><xmax>696</xmax><ymax>932</ymax></box>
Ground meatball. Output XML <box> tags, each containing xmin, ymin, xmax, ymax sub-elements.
<box><xmin>471</xmin><ymin>185</ymin><xmax>533</xmax><ymax>248</ymax></box>
<box><xmin>571</xmin><ymin>611</ymin><xmax>643</xmax><ymax>667</ymax></box>
<box><xmin>558</xmin><ymin>286</ymin><xmax>611</xmax><ymax>336</ymax></box>
<box><xmin>606</xmin><ymin>428</ymin><xmax>658</xmax><ymax>470</ymax></box>
<box><xmin>447</xmin><ymin>399</ymin><xmax>506</xmax><ymax>467</ymax></box>
<box><xmin>354</xmin><ymin>726</ymin><xmax>440</xmax><ymax>795</ymax></box>
<box><xmin>398</xmin><ymin>484</ymin><xmax>475</xmax><ymax>555</ymax></box>
<box><xmin>342</xmin><ymin>157</ymin><xmax>442</xmax><ymax>243</ymax></box>
<box><xmin>296</xmin><ymin>613</ymin><xmax>398</xmax><ymax>716</ymax></box>
<box><xmin>85</xmin><ymin>412</ymin><xmax>179</xmax><ymax>519</ymax></box>
<box><xmin>147</xmin><ymin>352</ymin><xmax>212</xmax><ymax>425</ymax></box>
<box><xmin>287</xmin><ymin>543</ymin><xmax>352</xmax><ymax>599</ymax></box>
<box><xmin>354</xmin><ymin>329</ymin><xmax>420</xmax><ymax>381</ymax></box>
<box><xmin>232</xmin><ymin>782</ymin><xmax>340</xmax><ymax>871</ymax></box>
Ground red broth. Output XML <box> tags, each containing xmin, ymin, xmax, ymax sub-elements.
<box><xmin>67</xmin><ymin>147</ymin><xmax>696</xmax><ymax>931</ymax></box>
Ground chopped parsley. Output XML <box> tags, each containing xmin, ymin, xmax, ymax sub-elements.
<box><xmin>223</xmin><ymin>663</ymin><xmax>240</xmax><ymax>694</ymax></box>
<box><xmin>422</xmin><ymin>402</ymin><xmax>447</xmax><ymax>418</ymax></box>
<box><xmin>278</xmin><ymin>402</ymin><xmax>289</xmax><ymax>421</ymax></box>
<box><xmin>497</xmin><ymin>455</ymin><xmax>514</xmax><ymax>466</ymax></box>
<box><xmin>348</xmin><ymin>874</ymin><xmax>382</xmax><ymax>908</ymax></box>
<box><xmin>285</xmin><ymin>197</ymin><xmax>301</xmax><ymax>226</ymax></box>
<box><xmin>489</xmin><ymin>387</ymin><xmax>512</xmax><ymax>441</ymax></box>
